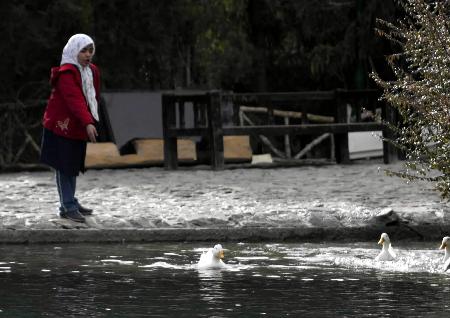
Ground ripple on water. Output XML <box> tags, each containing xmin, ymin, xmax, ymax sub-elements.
<box><xmin>234</xmin><ymin>256</ymin><xmax>270</xmax><ymax>261</ymax></box>
<box><xmin>0</xmin><ymin>267</ymin><xmax>11</xmax><ymax>273</ymax></box>
<box><xmin>139</xmin><ymin>261</ymin><xmax>188</xmax><ymax>270</ymax></box>
<box><xmin>100</xmin><ymin>259</ymin><xmax>135</xmax><ymax>265</ymax></box>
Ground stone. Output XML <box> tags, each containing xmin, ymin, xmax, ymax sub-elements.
<box><xmin>371</xmin><ymin>208</ymin><xmax>399</xmax><ymax>226</ymax></box>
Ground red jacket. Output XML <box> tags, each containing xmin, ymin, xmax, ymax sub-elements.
<box><xmin>43</xmin><ymin>63</ymin><xmax>100</xmax><ymax>140</ymax></box>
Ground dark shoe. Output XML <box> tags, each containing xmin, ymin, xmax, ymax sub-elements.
<box><xmin>78</xmin><ymin>205</ymin><xmax>93</xmax><ymax>216</ymax></box>
<box><xmin>60</xmin><ymin>210</ymin><xmax>86</xmax><ymax>223</ymax></box>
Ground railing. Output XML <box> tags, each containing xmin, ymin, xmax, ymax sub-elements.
<box><xmin>162</xmin><ymin>89</ymin><xmax>397</xmax><ymax>170</ymax></box>
<box><xmin>0</xmin><ymin>101</ymin><xmax>45</xmax><ymax>170</ymax></box>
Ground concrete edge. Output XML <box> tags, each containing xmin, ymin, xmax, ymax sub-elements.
<box><xmin>1</xmin><ymin>224</ymin><xmax>450</xmax><ymax>244</ymax></box>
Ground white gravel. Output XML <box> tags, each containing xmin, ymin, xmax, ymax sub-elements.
<box><xmin>0</xmin><ymin>161</ymin><xmax>448</xmax><ymax>234</ymax></box>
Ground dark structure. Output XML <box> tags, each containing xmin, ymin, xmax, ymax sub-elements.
<box><xmin>162</xmin><ymin>90</ymin><xmax>397</xmax><ymax>170</ymax></box>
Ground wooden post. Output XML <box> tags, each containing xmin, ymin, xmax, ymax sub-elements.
<box><xmin>263</xmin><ymin>95</ymin><xmax>274</xmax><ymax>156</ymax></box>
<box><xmin>300</xmin><ymin>100</ymin><xmax>311</xmax><ymax>159</ymax></box>
<box><xmin>266</xmin><ymin>97</ymin><xmax>274</xmax><ymax>125</ymax></box>
<box><xmin>162</xmin><ymin>93</ymin><xmax>178</xmax><ymax>170</ymax></box>
<box><xmin>178</xmin><ymin>100</ymin><xmax>185</xmax><ymax>128</ymax></box>
<box><xmin>334</xmin><ymin>89</ymin><xmax>350</xmax><ymax>163</ymax></box>
<box><xmin>207</xmin><ymin>91</ymin><xmax>224</xmax><ymax>170</ymax></box>
<box><xmin>284</xmin><ymin>116</ymin><xmax>291</xmax><ymax>158</ymax></box>
<box><xmin>200</xmin><ymin>101</ymin><xmax>207</xmax><ymax>127</ymax></box>
<box><xmin>193</xmin><ymin>102</ymin><xmax>200</xmax><ymax>128</ymax></box>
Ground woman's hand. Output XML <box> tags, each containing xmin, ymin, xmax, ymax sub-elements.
<box><xmin>86</xmin><ymin>124</ymin><xmax>98</xmax><ymax>143</ymax></box>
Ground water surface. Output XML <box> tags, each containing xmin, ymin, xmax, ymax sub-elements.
<box><xmin>0</xmin><ymin>241</ymin><xmax>449</xmax><ymax>317</ymax></box>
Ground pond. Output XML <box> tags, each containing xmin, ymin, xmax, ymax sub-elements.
<box><xmin>0</xmin><ymin>241</ymin><xmax>449</xmax><ymax>317</ymax></box>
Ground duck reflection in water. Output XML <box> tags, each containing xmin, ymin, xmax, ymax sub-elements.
<box><xmin>197</xmin><ymin>258</ymin><xmax>227</xmax><ymax>312</ymax></box>
<box><xmin>196</xmin><ymin>244</ymin><xmax>228</xmax><ymax>311</ymax></box>
<box><xmin>198</xmin><ymin>268</ymin><xmax>225</xmax><ymax>301</ymax></box>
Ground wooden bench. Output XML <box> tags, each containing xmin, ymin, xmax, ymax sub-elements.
<box><xmin>162</xmin><ymin>90</ymin><xmax>397</xmax><ymax>170</ymax></box>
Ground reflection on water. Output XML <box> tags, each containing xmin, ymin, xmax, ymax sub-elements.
<box><xmin>198</xmin><ymin>269</ymin><xmax>225</xmax><ymax>311</ymax></box>
<box><xmin>0</xmin><ymin>242</ymin><xmax>449</xmax><ymax>317</ymax></box>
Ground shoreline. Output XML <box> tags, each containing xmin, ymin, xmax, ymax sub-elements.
<box><xmin>1</xmin><ymin>224</ymin><xmax>449</xmax><ymax>244</ymax></box>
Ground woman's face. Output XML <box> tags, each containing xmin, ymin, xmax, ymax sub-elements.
<box><xmin>77</xmin><ymin>44</ymin><xmax>94</xmax><ymax>67</ymax></box>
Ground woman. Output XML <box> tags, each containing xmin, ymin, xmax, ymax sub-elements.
<box><xmin>40</xmin><ymin>34</ymin><xmax>101</xmax><ymax>223</ymax></box>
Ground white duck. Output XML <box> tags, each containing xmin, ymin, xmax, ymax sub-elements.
<box><xmin>198</xmin><ymin>244</ymin><xmax>226</xmax><ymax>269</ymax></box>
<box><xmin>439</xmin><ymin>236</ymin><xmax>450</xmax><ymax>271</ymax></box>
<box><xmin>375</xmin><ymin>233</ymin><xmax>396</xmax><ymax>261</ymax></box>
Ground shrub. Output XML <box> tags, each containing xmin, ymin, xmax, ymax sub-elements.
<box><xmin>372</xmin><ymin>0</ymin><xmax>450</xmax><ymax>198</ymax></box>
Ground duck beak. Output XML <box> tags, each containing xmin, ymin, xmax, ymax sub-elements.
<box><xmin>440</xmin><ymin>242</ymin><xmax>446</xmax><ymax>249</ymax></box>
<box><xmin>219</xmin><ymin>250</ymin><xmax>224</xmax><ymax>259</ymax></box>
<box><xmin>378</xmin><ymin>237</ymin><xmax>384</xmax><ymax>245</ymax></box>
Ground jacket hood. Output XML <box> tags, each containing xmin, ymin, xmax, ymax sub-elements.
<box><xmin>49</xmin><ymin>66</ymin><xmax>61</xmax><ymax>87</ymax></box>
<box><xmin>49</xmin><ymin>64</ymin><xmax>80</xmax><ymax>87</ymax></box>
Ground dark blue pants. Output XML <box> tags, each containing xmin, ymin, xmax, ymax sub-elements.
<box><xmin>56</xmin><ymin>170</ymin><xmax>79</xmax><ymax>214</ymax></box>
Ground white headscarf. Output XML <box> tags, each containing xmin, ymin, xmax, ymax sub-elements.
<box><xmin>60</xmin><ymin>34</ymin><xmax>99</xmax><ymax>121</ymax></box>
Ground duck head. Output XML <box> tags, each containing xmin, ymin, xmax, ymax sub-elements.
<box><xmin>378</xmin><ymin>233</ymin><xmax>391</xmax><ymax>246</ymax></box>
<box><xmin>440</xmin><ymin>236</ymin><xmax>450</xmax><ymax>250</ymax></box>
<box><xmin>213</xmin><ymin>244</ymin><xmax>224</xmax><ymax>260</ymax></box>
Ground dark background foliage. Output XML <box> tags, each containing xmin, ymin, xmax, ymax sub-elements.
<box><xmin>1</xmin><ymin>0</ymin><xmax>397</xmax><ymax>102</ymax></box>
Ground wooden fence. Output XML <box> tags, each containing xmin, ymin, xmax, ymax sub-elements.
<box><xmin>0</xmin><ymin>101</ymin><xmax>45</xmax><ymax>170</ymax></box>
<box><xmin>162</xmin><ymin>89</ymin><xmax>397</xmax><ymax>170</ymax></box>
